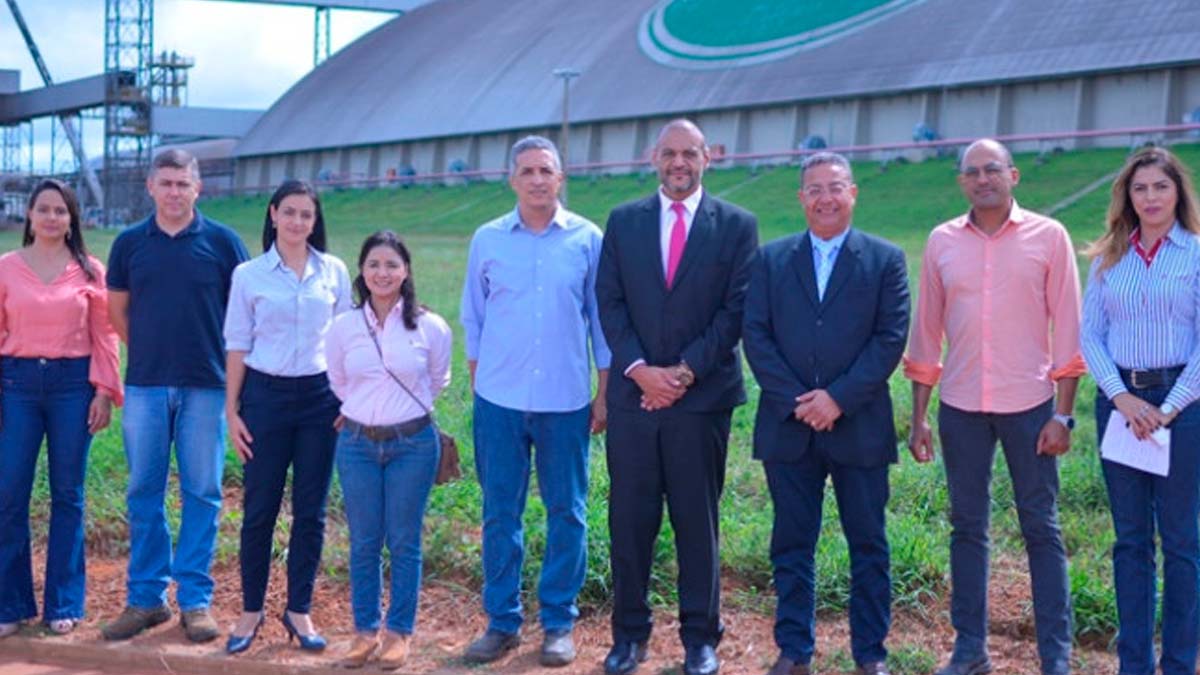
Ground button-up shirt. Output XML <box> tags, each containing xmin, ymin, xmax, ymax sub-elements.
<box><xmin>0</xmin><ymin>251</ymin><xmax>123</xmax><ymax>404</ymax></box>
<box><xmin>461</xmin><ymin>205</ymin><xmax>611</xmax><ymax>412</ymax></box>
<box><xmin>810</xmin><ymin>227</ymin><xmax>850</xmax><ymax>301</ymax></box>
<box><xmin>904</xmin><ymin>202</ymin><xmax>1086</xmax><ymax>413</ymax></box>
<box><xmin>326</xmin><ymin>303</ymin><xmax>452</xmax><ymax>426</ymax></box>
<box><xmin>224</xmin><ymin>245</ymin><xmax>353</xmax><ymax>377</ymax></box>
<box><xmin>658</xmin><ymin>186</ymin><xmax>703</xmax><ymax>276</ymax></box>
<box><xmin>1082</xmin><ymin>222</ymin><xmax>1200</xmax><ymax>411</ymax></box>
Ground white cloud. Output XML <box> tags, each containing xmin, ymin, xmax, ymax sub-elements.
<box><xmin>1</xmin><ymin>0</ymin><xmax>391</xmax><ymax>170</ymax></box>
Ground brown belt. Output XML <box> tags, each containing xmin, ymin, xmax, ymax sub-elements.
<box><xmin>1119</xmin><ymin>366</ymin><xmax>1185</xmax><ymax>390</ymax></box>
<box><xmin>343</xmin><ymin>415</ymin><xmax>431</xmax><ymax>442</ymax></box>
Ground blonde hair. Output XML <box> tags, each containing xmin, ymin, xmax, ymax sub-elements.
<box><xmin>1086</xmin><ymin>146</ymin><xmax>1200</xmax><ymax>274</ymax></box>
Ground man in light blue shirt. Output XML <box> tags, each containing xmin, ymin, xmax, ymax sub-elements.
<box><xmin>460</xmin><ymin>136</ymin><xmax>611</xmax><ymax>667</ymax></box>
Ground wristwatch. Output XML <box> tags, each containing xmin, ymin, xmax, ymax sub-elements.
<box><xmin>1161</xmin><ymin>402</ymin><xmax>1177</xmax><ymax>417</ymax></box>
<box><xmin>1052</xmin><ymin>413</ymin><xmax>1075</xmax><ymax>430</ymax></box>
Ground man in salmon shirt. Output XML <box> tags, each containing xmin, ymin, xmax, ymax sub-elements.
<box><xmin>904</xmin><ymin>139</ymin><xmax>1085</xmax><ymax>675</ymax></box>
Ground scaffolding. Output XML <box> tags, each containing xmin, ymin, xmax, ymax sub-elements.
<box><xmin>104</xmin><ymin>0</ymin><xmax>153</xmax><ymax>226</ymax></box>
<box><xmin>149</xmin><ymin>50</ymin><xmax>194</xmax><ymax>107</ymax></box>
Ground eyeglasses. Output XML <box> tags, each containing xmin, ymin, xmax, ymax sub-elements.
<box><xmin>802</xmin><ymin>182</ymin><xmax>850</xmax><ymax>199</ymax></box>
<box><xmin>960</xmin><ymin>163</ymin><xmax>1011</xmax><ymax>179</ymax></box>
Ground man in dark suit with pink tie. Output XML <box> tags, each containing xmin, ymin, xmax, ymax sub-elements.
<box><xmin>596</xmin><ymin>119</ymin><xmax>758</xmax><ymax>675</ymax></box>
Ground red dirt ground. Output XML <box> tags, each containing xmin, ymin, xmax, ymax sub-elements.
<box><xmin>12</xmin><ymin>494</ymin><xmax>1120</xmax><ymax>675</ymax></box>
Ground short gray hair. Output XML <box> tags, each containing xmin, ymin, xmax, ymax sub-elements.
<box><xmin>152</xmin><ymin>147</ymin><xmax>201</xmax><ymax>180</ymax></box>
<box><xmin>509</xmin><ymin>135</ymin><xmax>562</xmax><ymax>174</ymax></box>
<box><xmin>801</xmin><ymin>152</ymin><xmax>853</xmax><ymax>183</ymax></box>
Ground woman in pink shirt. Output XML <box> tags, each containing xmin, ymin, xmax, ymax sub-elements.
<box><xmin>325</xmin><ymin>230</ymin><xmax>451</xmax><ymax>669</ymax></box>
<box><xmin>0</xmin><ymin>179</ymin><xmax>122</xmax><ymax>637</ymax></box>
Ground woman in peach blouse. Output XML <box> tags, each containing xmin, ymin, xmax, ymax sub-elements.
<box><xmin>0</xmin><ymin>179</ymin><xmax>122</xmax><ymax>638</ymax></box>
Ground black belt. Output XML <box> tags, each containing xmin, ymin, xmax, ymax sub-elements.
<box><xmin>343</xmin><ymin>415</ymin><xmax>431</xmax><ymax>442</ymax></box>
<box><xmin>1118</xmin><ymin>365</ymin><xmax>1185</xmax><ymax>390</ymax></box>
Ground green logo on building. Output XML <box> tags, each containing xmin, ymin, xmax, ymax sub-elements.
<box><xmin>639</xmin><ymin>0</ymin><xmax>927</xmax><ymax>69</ymax></box>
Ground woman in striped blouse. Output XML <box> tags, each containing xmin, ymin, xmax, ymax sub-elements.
<box><xmin>1081</xmin><ymin>147</ymin><xmax>1200</xmax><ymax>675</ymax></box>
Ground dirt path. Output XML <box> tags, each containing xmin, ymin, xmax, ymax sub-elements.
<box><xmin>8</xmin><ymin>545</ymin><xmax>1119</xmax><ymax>675</ymax></box>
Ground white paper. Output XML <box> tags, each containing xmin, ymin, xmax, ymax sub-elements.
<box><xmin>1101</xmin><ymin>410</ymin><xmax>1171</xmax><ymax>477</ymax></box>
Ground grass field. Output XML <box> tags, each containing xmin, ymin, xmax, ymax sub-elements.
<box><xmin>12</xmin><ymin>142</ymin><xmax>1200</xmax><ymax>648</ymax></box>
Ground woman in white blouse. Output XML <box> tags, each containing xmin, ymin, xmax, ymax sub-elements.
<box><xmin>222</xmin><ymin>180</ymin><xmax>352</xmax><ymax>654</ymax></box>
<box><xmin>324</xmin><ymin>230</ymin><xmax>451</xmax><ymax>669</ymax></box>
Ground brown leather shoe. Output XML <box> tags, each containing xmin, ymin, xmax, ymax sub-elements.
<box><xmin>101</xmin><ymin>605</ymin><xmax>171</xmax><ymax>641</ymax></box>
<box><xmin>378</xmin><ymin>632</ymin><xmax>410</xmax><ymax>670</ymax></box>
<box><xmin>766</xmin><ymin>656</ymin><xmax>811</xmax><ymax>675</ymax></box>
<box><xmin>341</xmin><ymin>633</ymin><xmax>380</xmax><ymax>669</ymax></box>
<box><xmin>180</xmin><ymin>608</ymin><xmax>219</xmax><ymax>643</ymax></box>
<box><xmin>856</xmin><ymin>661</ymin><xmax>891</xmax><ymax>675</ymax></box>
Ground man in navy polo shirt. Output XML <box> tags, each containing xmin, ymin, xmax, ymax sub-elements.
<box><xmin>102</xmin><ymin>149</ymin><xmax>248</xmax><ymax>643</ymax></box>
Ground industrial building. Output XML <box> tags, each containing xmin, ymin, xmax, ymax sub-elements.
<box><xmin>232</xmin><ymin>0</ymin><xmax>1200</xmax><ymax>192</ymax></box>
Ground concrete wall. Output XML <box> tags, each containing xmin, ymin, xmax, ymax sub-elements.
<box><xmin>235</xmin><ymin>64</ymin><xmax>1200</xmax><ymax>191</ymax></box>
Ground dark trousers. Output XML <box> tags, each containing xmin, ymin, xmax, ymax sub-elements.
<box><xmin>764</xmin><ymin>452</ymin><xmax>890</xmax><ymax>666</ymax></box>
<box><xmin>238</xmin><ymin>369</ymin><xmax>339</xmax><ymax>613</ymax></box>
<box><xmin>1096</xmin><ymin>386</ymin><xmax>1200</xmax><ymax>675</ymax></box>
<box><xmin>606</xmin><ymin>405</ymin><xmax>731</xmax><ymax>647</ymax></box>
<box><xmin>938</xmin><ymin>399</ymin><xmax>1071</xmax><ymax>675</ymax></box>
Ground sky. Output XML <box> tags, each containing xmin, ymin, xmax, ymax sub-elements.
<box><xmin>1</xmin><ymin>0</ymin><xmax>393</xmax><ymax>171</ymax></box>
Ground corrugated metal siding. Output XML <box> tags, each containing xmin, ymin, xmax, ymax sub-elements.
<box><xmin>234</xmin><ymin>0</ymin><xmax>1200</xmax><ymax>157</ymax></box>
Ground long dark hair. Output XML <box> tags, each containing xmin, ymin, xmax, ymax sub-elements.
<box><xmin>23</xmin><ymin>179</ymin><xmax>95</xmax><ymax>282</ymax></box>
<box><xmin>354</xmin><ymin>230</ymin><xmax>425</xmax><ymax>330</ymax></box>
<box><xmin>261</xmin><ymin>179</ymin><xmax>327</xmax><ymax>253</ymax></box>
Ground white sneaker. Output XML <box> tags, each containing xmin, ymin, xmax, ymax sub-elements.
<box><xmin>0</xmin><ymin>622</ymin><xmax>19</xmax><ymax>638</ymax></box>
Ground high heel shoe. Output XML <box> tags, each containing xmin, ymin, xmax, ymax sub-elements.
<box><xmin>225</xmin><ymin>614</ymin><xmax>264</xmax><ymax>655</ymax></box>
<box><xmin>281</xmin><ymin>612</ymin><xmax>327</xmax><ymax>652</ymax></box>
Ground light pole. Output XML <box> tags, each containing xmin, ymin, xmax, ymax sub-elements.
<box><xmin>552</xmin><ymin>67</ymin><xmax>580</xmax><ymax>205</ymax></box>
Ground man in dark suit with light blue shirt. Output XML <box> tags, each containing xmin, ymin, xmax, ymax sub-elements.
<box><xmin>743</xmin><ymin>152</ymin><xmax>909</xmax><ymax>675</ymax></box>
<box><xmin>596</xmin><ymin>119</ymin><xmax>758</xmax><ymax>675</ymax></box>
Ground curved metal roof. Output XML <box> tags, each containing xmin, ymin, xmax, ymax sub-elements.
<box><xmin>234</xmin><ymin>0</ymin><xmax>1200</xmax><ymax>157</ymax></box>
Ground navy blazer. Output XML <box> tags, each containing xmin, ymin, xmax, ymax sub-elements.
<box><xmin>743</xmin><ymin>228</ymin><xmax>910</xmax><ymax>467</ymax></box>
<box><xmin>596</xmin><ymin>191</ymin><xmax>758</xmax><ymax>413</ymax></box>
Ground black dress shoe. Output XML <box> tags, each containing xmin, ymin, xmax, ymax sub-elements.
<box><xmin>684</xmin><ymin>643</ymin><xmax>719</xmax><ymax>675</ymax></box>
<box><xmin>604</xmin><ymin>640</ymin><xmax>648</xmax><ymax>675</ymax></box>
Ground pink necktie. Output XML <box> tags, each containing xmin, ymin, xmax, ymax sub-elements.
<box><xmin>666</xmin><ymin>202</ymin><xmax>687</xmax><ymax>288</ymax></box>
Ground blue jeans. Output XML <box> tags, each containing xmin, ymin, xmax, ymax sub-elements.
<box><xmin>472</xmin><ymin>395</ymin><xmax>590</xmax><ymax>635</ymax></box>
<box><xmin>0</xmin><ymin>357</ymin><xmax>93</xmax><ymax>623</ymax></box>
<box><xmin>1096</xmin><ymin>387</ymin><xmax>1200</xmax><ymax>675</ymax></box>
<box><xmin>122</xmin><ymin>385</ymin><xmax>226</xmax><ymax>611</ymax></box>
<box><xmin>938</xmin><ymin>399</ymin><xmax>1071</xmax><ymax>675</ymax></box>
<box><xmin>337</xmin><ymin>422</ymin><xmax>438</xmax><ymax>634</ymax></box>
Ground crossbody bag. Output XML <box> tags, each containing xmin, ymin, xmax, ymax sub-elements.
<box><xmin>361</xmin><ymin>306</ymin><xmax>462</xmax><ymax>484</ymax></box>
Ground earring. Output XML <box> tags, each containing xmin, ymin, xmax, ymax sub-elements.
<box><xmin>65</xmin><ymin>229</ymin><xmax>71</xmax><ymax>240</ymax></box>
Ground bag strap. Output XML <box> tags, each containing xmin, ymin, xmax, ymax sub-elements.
<box><xmin>361</xmin><ymin>305</ymin><xmax>434</xmax><ymax>420</ymax></box>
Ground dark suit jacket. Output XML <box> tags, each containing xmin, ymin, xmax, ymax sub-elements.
<box><xmin>596</xmin><ymin>191</ymin><xmax>758</xmax><ymax>413</ymax></box>
<box><xmin>743</xmin><ymin>228</ymin><xmax>910</xmax><ymax>467</ymax></box>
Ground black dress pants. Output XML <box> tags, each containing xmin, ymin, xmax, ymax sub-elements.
<box><xmin>606</xmin><ymin>405</ymin><xmax>732</xmax><ymax>647</ymax></box>
<box><xmin>238</xmin><ymin>368</ymin><xmax>340</xmax><ymax>613</ymax></box>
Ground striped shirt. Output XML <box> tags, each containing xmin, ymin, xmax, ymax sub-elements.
<box><xmin>1081</xmin><ymin>222</ymin><xmax>1200</xmax><ymax>410</ymax></box>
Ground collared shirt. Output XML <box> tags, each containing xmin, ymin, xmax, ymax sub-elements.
<box><xmin>904</xmin><ymin>202</ymin><xmax>1086</xmax><ymax>413</ymax></box>
<box><xmin>0</xmin><ymin>252</ymin><xmax>123</xmax><ymax>405</ymax></box>
<box><xmin>223</xmin><ymin>245</ymin><xmax>353</xmax><ymax>377</ymax></box>
<box><xmin>658</xmin><ymin>186</ymin><xmax>704</xmax><ymax>275</ymax></box>
<box><xmin>107</xmin><ymin>210</ymin><xmax>249</xmax><ymax>388</ymax></box>
<box><xmin>461</xmin><ymin>205</ymin><xmax>611</xmax><ymax>412</ymax></box>
<box><xmin>810</xmin><ymin>227</ymin><xmax>850</xmax><ymax>301</ymax></box>
<box><xmin>1082</xmin><ymin>222</ymin><xmax>1200</xmax><ymax>411</ymax></box>
<box><xmin>326</xmin><ymin>303</ymin><xmax>452</xmax><ymax>426</ymax></box>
